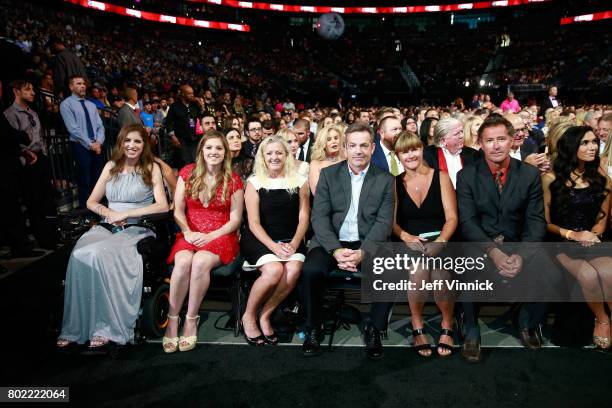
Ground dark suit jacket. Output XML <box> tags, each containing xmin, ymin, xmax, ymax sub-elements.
<box><xmin>310</xmin><ymin>161</ymin><xmax>394</xmax><ymax>256</ymax></box>
<box><xmin>518</xmin><ymin>139</ymin><xmax>538</xmax><ymax>161</ymax></box>
<box><xmin>117</xmin><ymin>104</ymin><xmax>142</xmax><ymax>129</ymax></box>
<box><xmin>456</xmin><ymin>158</ymin><xmax>545</xmax><ymax>258</ymax></box>
<box><xmin>540</xmin><ymin>96</ymin><xmax>560</xmax><ymax>116</ymax></box>
<box><xmin>423</xmin><ymin>145</ymin><xmax>480</xmax><ymax>170</ymax></box>
<box><xmin>298</xmin><ymin>133</ymin><xmax>315</xmax><ymax>163</ymax></box>
<box><xmin>371</xmin><ymin>137</ymin><xmax>390</xmax><ymax>172</ymax></box>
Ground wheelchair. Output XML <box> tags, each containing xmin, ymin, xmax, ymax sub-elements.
<box><xmin>54</xmin><ymin>209</ymin><xmax>245</xmax><ymax>350</ymax></box>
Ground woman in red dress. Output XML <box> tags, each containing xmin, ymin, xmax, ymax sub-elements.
<box><xmin>163</xmin><ymin>131</ymin><xmax>244</xmax><ymax>353</ymax></box>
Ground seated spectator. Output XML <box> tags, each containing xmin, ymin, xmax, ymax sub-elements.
<box><xmin>277</xmin><ymin>127</ymin><xmax>309</xmax><ymax>178</ymax></box>
<box><xmin>240</xmin><ymin>135</ymin><xmax>310</xmax><ymax>345</ymax></box>
<box><xmin>301</xmin><ymin>123</ymin><xmax>394</xmax><ymax>358</ymax></box>
<box><xmin>456</xmin><ymin>116</ymin><xmax>550</xmax><ymax>362</ymax></box>
<box><xmin>57</xmin><ymin>124</ymin><xmax>168</xmax><ymax>350</ymax></box>
<box><xmin>308</xmin><ymin>124</ymin><xmax>346</xmax><ymax>195</ymax></box>
<box><xmin>424</xmin><ymin>118</ymin><xmax>479</xmax><ymax>188</ymax></box>
<box><xmin>542</xmin><ymin>126</ymin><xmax>612</xmax><ymax>351</ymax></box>
<box><xmin>164</xmin><ymin>131</ymin><xmax>244</xmax><ymax>352</ymax></box>
<box><xmin>392</xmin><ymin>131</ymin><xmax>458</xmax><ymax>357</ymax></box>
<box><xmin>419</xmin><ymin>117</ymin><xmax>438</xmax><ymax>147</ymax></box>
<box><xmin>462</xmin><ymin>115</ymin><xmax>483</xmax><ymax>150</ymax></box>
<box><xmin>225</xmin><ymin>127</ymin><xmax>254</xmax><ymax>181</ymax></box>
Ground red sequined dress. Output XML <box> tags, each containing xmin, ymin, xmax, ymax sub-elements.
<box><xmin>167</xmin><ymin>164</ymin><xmax>243</xmax><ymax>265</ymax></box>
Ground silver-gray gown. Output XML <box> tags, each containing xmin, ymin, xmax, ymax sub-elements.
<box><xmin>60</xmin><ymin>171</ymin><xmax>155</xmax><ymax>345</ymax></box>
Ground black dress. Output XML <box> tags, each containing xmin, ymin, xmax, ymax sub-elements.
<box><xmin>240</xmin><ymin>175</ymin><xmax>307</xmax><ymax>266</ymax></box>
<box><xmin>395</xmin><ymin>169</ymin><xmax>445</xmax><ymax>238</ymax></box>
<box><xmin>549</xmin><ymin>185</ymin><xmax>607</xmax><ymax>347</ymax></box>
<box><xmin>549</xmin><ymin>185</ymin><xmax>608</xmax><ymax>260</ymax></box>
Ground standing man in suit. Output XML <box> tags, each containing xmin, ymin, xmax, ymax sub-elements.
<box><xmin>117</xmin><ymin>87</ymin><xmax>142</xmax><ymax>129</ymax></box>
<box><xmin>59</xmin><ymin>75</ymin><xmax>105</xmax><ymax>208</ymax></box>
<box><xmin>505</xmin><ymin>113</ymin><xmax>550</xmax><ymax>174</ymax></box>
<box><xmin>371</xmin><ymin>115</ymin><xmax>403</xmax><ymax>176</ymax></box>
<box><xmin>423</xmin><ymin>118</ymin><xmax>479</xmax><ymax>188</ymax></box>
<box><xmin>301</xmin><ymin>123</ymin><xmax>394</xmax><ymax>358</ymax></box>
<box><xmin>293</xmin><ymin>118</ymin><xmax>314</xmax><ymax>163</ymax></box>
<box><xmin>456</xmin><ymin>116</ymin><xmax>548</xmax><ymax>362</ymax></box>
<box><xmin>164</xmin><ymin>84</ymin><xmax>202</xmax><ymax>167</ymax></box>
<box><xmin>540</xmin><ymin>85</ymin><xmax>561</xmax><ymax>116</ymax></box>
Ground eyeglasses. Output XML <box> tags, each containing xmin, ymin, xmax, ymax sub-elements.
<box><xmin>248</xmin><ymin>127</ymin><xmax>262</xmax><ymax>132</ymax></box>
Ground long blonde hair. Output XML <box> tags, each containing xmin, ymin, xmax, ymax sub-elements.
<box><xmin>252</xmin><ymin>135</ymin><xmax>299</xmax><ymax>193</ymax></box>
<box><xmin>463</xmin><ymin>116</ymin><xmax>482</xmax><ymax>149</ymax></box>
<box><xmin>187</xmin><ymin>130</ymin><xmax>234</xmax><ymax>204</ymax></box>
<box><xmin>310</xmin><ymin>124</ymin><xmax>345</xmax><ymax>161</ymax></box>
<box><xmin>546</xmin><ymin>120</ymin><xmax>575</xmax><ymax>167</ymax></box>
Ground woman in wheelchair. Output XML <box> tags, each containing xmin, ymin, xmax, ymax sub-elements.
<box><xmin>240</xmin><ymin>135</ymin><xmax>310</xmax><ymax>345</ymax></box>
<box><xmin>57</xmin><ymin>124</ymin><xmax>169</xmax><ymax>350</ymax></box>
<box><xmin>164</xmin><ymin>131</ymin><xmax>244</xmax><ymax>353</ymax></box>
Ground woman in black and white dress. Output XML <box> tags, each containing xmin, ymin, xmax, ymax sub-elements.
<box><xmin>240</xmin><ymin>135</ymin><xmax>310</xmax><ymax>345</ymax></box>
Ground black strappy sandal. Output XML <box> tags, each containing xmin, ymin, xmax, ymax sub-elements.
<box><xmin>437</xmin><ymin>328</ymin><xmax>455</xmax><ymax>357</ymax></box>
<box><xmin>412</xmin><ymin>328</ymin><xmax>433</xmax><ymax>358</ymax></box>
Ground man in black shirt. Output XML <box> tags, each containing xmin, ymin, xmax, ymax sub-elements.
<box><xmin>164</xmin><ymin>84</ymin><xmax>203</xmax><ymax>168</ymax></box>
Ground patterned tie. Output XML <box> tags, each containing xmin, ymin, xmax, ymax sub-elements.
<box><xmin>79</xmin><ymin>99</ymin><xmax>96</xmax><ymax>141</ymax></box>
<box><xmin>389</xmin><ymin>151</ymin><xmax>400</xmax><ymax>176</ymax></box>
<box><xmin>495</xmin><ymin>170</ymin><xmax>503</xmax><ymax>194</ymax></box>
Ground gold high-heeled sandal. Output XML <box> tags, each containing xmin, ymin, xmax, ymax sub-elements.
<box><xmin>179</xmin><ymin>315</ymin><xmax>200</xmax><ymax>352</ymax></box>
<box><xmin>593</xmin><ymin>318</ymin><xmax>611</xmax><ymax>350</ymax></box>
<box><xmin>162</xmin><ymin>314</ymin><xmax>180</xmax><ymax>354</ymax></box>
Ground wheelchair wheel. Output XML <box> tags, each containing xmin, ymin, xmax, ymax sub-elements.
<box><xmin>141</xmin><ymin>283</ymin><xmax>170</xmax><ymax>338</ymax></box>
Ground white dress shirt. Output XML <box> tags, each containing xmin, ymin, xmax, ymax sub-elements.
<box><xmin>295</xmin><ymin>138</ymin><xmax>311</xmax><ymax>161</ymax></box>
<box><xmin>379</xmin><ymin>141</ymin><xmax>404</xmax><ymax>175</ymax></box>
<box><xmin>510</xmin><ymin>147</ymin><xmax>522</xmax><ymax>161</ymax></box>
<box><xmin>339</xmin><ymin>164</ymin><xmax>370</xmax><ymax>242</ymax></box>
<box><xmin>549</xmin><ymin>96</ymin><xmax>559</xmax><ymax>108</ymax></box>
<box><xmin>441</xmin><ymin>147</ymin><xmax>462</xmax><ymax>188</ymax></box>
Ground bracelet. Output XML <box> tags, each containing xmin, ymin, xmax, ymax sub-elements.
<box><xmin>332</xmin><ymin>248</ymin><xmax>342</xmax><ymax>257</ymax></box>
<box><xmin>564</xmin><ymin>230</ymin><xmax>573</xmax><ymax>240</ymax></box>
<box><xmin>435</xmin><ymin>238</ymin><xmax>447</xmax><ymax>243</ymax></box>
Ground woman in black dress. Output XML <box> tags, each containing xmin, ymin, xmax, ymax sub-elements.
<box><xmin>392</xmin><ymin>131</ymin><xmax>458</xmax><ymax>357</ymax></box>
<box><xmin>240</xmin><ymin>135</ymin><xmax>310</xmax><ymax>345</ymax></box>
<box><xmin>542</xmin><ymin>126</ymin><xmax>612</xmax><ymax>350</ymax></box>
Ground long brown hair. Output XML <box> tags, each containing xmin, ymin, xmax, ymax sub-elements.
<box><xmin>109</xmin><ymin>124</ymin><xmax>155</xmax><ymax>186</ymax></box>
<box><xmin>187</xmin><ymin>130</ymin><xmax>234</xmax><ymax>204</ymax></box>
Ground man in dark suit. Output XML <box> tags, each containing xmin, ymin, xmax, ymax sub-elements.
<box><xmin>423</xmin><ymin>117</ymin><xmax>479</xmax><ymax>188</ymax></box>
<box><xmin>539</xmin><ymin>85</ymin><xmax>560</xmax><ymax>116</ymax></box>
<box><xmin>371</xmin><ymin>116</ymin><xmax>403</xmax><ymax>176</ymax></box>
<box><xmin>505</xmin><ymin>113</ymin><xmax>550</xmax><ymax>174</ymax></box>
<box><xmin>456</xmin><ymin>116</ymin><xmax>548</xmax><ymax>363</ymax></box>
<box><xmin>293</xmin><ymin>118</ymin><xmax>314</xmax><ymax>162</ymax></box>
<box><xmin>243</xmin><ymin>117</ymin><xmax>263</xmax><ymax>158</ymax></box>
<box><xmin>301</xmin><ymin>122</ymin><xmax>394</xmax><ymax>359</ymax></box>
<box><xmin>117</xmin><ymin>87</ymin><xmax>142</xmax><ymax>129</ymax></box>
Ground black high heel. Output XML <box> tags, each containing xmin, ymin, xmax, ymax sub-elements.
<box><xmin>244</xmin><ymin>332</ymin><xmax>265</xmax><ymax>346</ymax></box>
<box><xmin>412</xmin><ymin>328</ymin><xmax>433</xmax><ymax>358</ymax></box>
<box><xmin>437</xmin><ymin>328</ymin><xmax>455</xmax><ymax>357</ymax></box>
<box><xmin>242</xmin><ymin>317</ymin><xmax>265</xmax><ymax>346</ymax></box>
<box><xmin>263</xmin><ymin>333</ymin><xmax>279</xmax><ymax>345</ymax></box>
